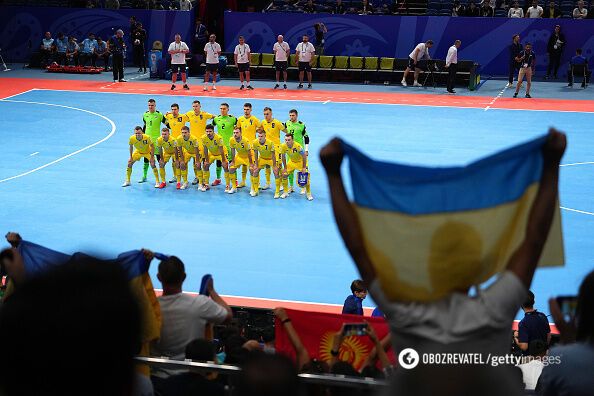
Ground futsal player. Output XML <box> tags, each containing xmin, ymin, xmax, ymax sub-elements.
<box><xmin>122</xmin><ymin>126</ymin><xmax>160</xmax><ymax>188</ymax></box>
<box><xmin>212</xmin><ymin>103</ymin><xmax>237</xmax><ymax>189</ymax></box>
<box><xmin>164</xmin><ymin>103</ymin><xmax>190</xmax><ymax>138</ymax></box>
<box><xmin>284</xmin><ymin>109</ymin><xmax>309</xmax><ymax>194</ymax></box>
<box><xmin>186</xmin><ymin>100</ymin><xmax>214</xmax><ymax>185</ymax></box>
<box><xmin>252</xmin><ymin>128</ymin><xmax>280</xmax><ymax>198</ymax></box>
<box><xmin>201</xmin><ymin>124</ymin><xmax>229</xmax><ymax>192</ymax></box>
<box><xmin>140</xmin><ymin>98</ymin><xmax>166</xmax><ymax>183</ymax></box>
<box><xmin>176</xmin><ymin>126</ymin><xmax>200</xmax><ymax>190</ymax></box>
<box><xmin>235</xmin><ymin>103</ymin><xmax>261</xmax><ymax>187</ymax></box>
<box><xmin>228</xmin><ymin>127</ymin><xmax>254</xmax><ymax>195</ymax></box>
<box><xmin>260</xmin><ymin>107</ymin><xmax>286</xmax><ymax>190</ymax></box>
<box><xmin>280</xmin><ymin>134</ymin><xmax>313</xmax><ymax>201</ymax></box>
<box><xmin>155</xmin><ymin>127</ymin><xmax>179</xmax><ymax>189</ymax></box>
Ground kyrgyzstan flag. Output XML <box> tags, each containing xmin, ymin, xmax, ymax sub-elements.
<box><xmin>275</xmin><ymin>308</ymin><xmax>394</xmax><ymax>371</ymax></box>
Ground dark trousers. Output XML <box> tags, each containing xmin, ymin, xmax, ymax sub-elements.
<box><xmin>568</xmin><ymin>66</ymin><xmax>591</xmax><ymax>86</ymax></box>
<box><xmin>133</xmin><ymin>44</ymin><xmax>146</xmax><ymax>71</ymax></box>
<box><xmin>40</xmin><ymin>49</ymin><xmax>53</xmax><ymax>67</ymax></box>
<box><xmin>112</xmin><ymin>53</ymin><xmax>124</xmax><ymax>80</ymax></box>
<box><xmin>56</xmin><ymin>52</ymin><xmax>66</xmax><ymax>65</ymax></box>
<box><xmin>447</xmin><ymin>63</ymin><xmax>457</xmax><ymax>91</ymax></box>
<box><xmin>79</xmin><ymin>53</ymin><xmax>96</xmax><ymax>67</ymax></box>
<box><xmin>508</xmin><ymin>60</ymin><xmax>520</xmax><ymax>83</ymax></box>
<box><xmin>547</xmin><ymin>52</ymin><xmax>561</xmax><ymax>77</ymax></box>
<box><xmin>66</xmin><ymin>53</ymin><xmax>79</xmax><ymax>66</ymax></box>
<box><xmin>96</xmin><ymin>53</ymin><xmax>110</xmax><ymax>70</ymax></box>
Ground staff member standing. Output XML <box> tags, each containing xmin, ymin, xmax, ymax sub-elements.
<box><xmin>401</xmin><ymin>40</ymin><xmax>433</xmax><ymax>87</ymax></box>
<box><xmin>295</xmin><ymin>35</ymin><xmax>316</xmax><ymax>89</ymax></box>
<box><xmin>168</xmin><ymin>34</ymin><xmax>190</xmax><ymax>91</ymax></box>
<box><xmin>545</xmin><ymin>25</ymin><xmax>565</xmax><ymax>80</ymax></box>
<box><xmin>108</xmin><ymin>29</ymin><xmax>126</xmax><ymax>82</ymax></box>
<box><xmin>132</xmin><ymin>22</ymin><xmax>147</xmax><ymax>74</ymax></box>
<box><xmin>445</xmin><ymin>40</ymin><xmax>461</xmax><ymax>94</ymax></box>
<box><xmin>507</xmin><ymin>34</ymin><xmax>522</xmax><ymax>88</ymax></box>
<box><xmin>203</xmin><ymin>34</ymin><xmax>221</xmax><ymax>92</ymax></box>
<box><xmin>513</xmin><ymin>42</ymin><xmax>536</xmax><ymax>98</ymax></box>
<box><xmin>234</xmin><ymin>36</ymin><xmax>253</xmax><ymax>90</ymax></box>
<box><xmin>273</xmin><ymin>35</ymin><xmax>290</xmax><ymax>90</ymax></box>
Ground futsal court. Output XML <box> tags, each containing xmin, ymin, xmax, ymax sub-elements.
<box><xmin>1</xmin><ymin>72</ymin><xmax>593</xmax><ymax>318</ymax></box>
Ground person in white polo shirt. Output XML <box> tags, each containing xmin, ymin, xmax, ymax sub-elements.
<box><xmin>525</xmin><ymin>0</ymin><xmax>543</xmax><ymax>18</ymax></box>
<box><xmin>234</xmin><ymin>36</ymin><xmax>253</xmax><ymax>90</ymax></box>
<box><xmin>203</xmin><ymin>34</ymin><xmax>221</xmax><ymax>91</ymax></box>
<box><xmin>445</xmin><ymin>40</ymin><xmax>461</xmax><ymax>94</ymax></box>
<box><xmin>295</xmin><ymin>35</ymin><xmax>316</xmax><ymax>89</ymax></box>
<box><xmin>168</xmin><ymin>34</ymin><xmax>190</xmax><ymax>91</ymax></box>
<box><xmin>273</xmin><ymin>35</ymin><xmax>290</xmax><ymax>89</ymax></box>
<box><xmin>401</xmin><ymin>40</ymin><xmax>433</xmax><ymax>87</ymax></box>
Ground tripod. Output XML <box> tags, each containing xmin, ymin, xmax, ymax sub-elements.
<box><xmin>0</xmin><ymin>48</ymin><xmax>11</xmax><ymax>72</ymax></box>
<box><xmin>421</xmin><ymin>59</ymin><xmax>438</xmax><ymax>89</ymax></box>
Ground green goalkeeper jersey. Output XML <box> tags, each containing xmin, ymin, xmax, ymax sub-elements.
<box><xmin>213</xmin><ymin>115</ymin><xmax>238</xmax><ymax>148</ymax></box>
<box><xmin>284</xmin><ymin>120</ymin><xmax>307</xmax><ymax>146</ymax></box>
<box><xmin>142</xmin><ymin>111</ymin><xmax>165</xmax><ymax>142</ymax></box>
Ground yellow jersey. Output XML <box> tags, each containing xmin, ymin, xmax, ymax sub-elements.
<box><xmin>229</xmin><ymin>136</ymin><xmax>251</xmax><ymax>158</ymax></box>
<box><xmin>280</xmin><ymin>142</ymin><xmax>305</xmax><ymax>163</ymax></box>
<box><xmin>260</xmin><ymin>118</ymin><xmax>285</xmax><ymax>147</ymax></box>
<box><xmin>252</xmin><ymin>138</ymin><xmax>275</xmax><ymax>160</ymax></box>
<box><xmin>176</xmin><ymin>135</ymin><xmax>200</xmax><ymax>154</ymax></box>
<box><xmin>129</xmin><ymin>134</ymin><xmax>153</xmax><ymax>154</ymax></box>
<box><xmin>164</xmin><ymin>113</ymin><xmax>189</xmax><ymax>138</ymax></box>
<box><xmin>186</xmin><ymin>110</ymin><xmax>214</xmax><ymax>137</ymax></box>
<box><xmin>236</xmin><ymin>115</ymin><xmax>261</xmax><ymax>142</ymax></box>
<box><xmin>202</xmin><ymin>133</ymin><xmax>225</xmax><ymax>156</ymax></box>
<box><xmin>155</xmin><ymin>136</ymin><xmax>177</xmax><ymax>155</ymax></box>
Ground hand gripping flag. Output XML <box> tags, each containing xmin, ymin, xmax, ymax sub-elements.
<box><xmin>342</xmin><ymin>135</ymin><xmax>564</xmax><ymax>302</ymax></box>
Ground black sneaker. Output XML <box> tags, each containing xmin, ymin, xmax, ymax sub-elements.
<box><xmin>240</xmin><ymin>85</ymin><xmax>245</xmax><ymax>90</ymax></box>
<box><xmin>183</xmin><ymin>84</ymin><xmax>189</xmax><ymax>90</ymax></box>
<box><xmin>513</xmin><ymin>93</ymin><xmax>518</xmax><ymax>98</ymax></box>
<box><xmin>581</xmin><ymin>83</ymin><xmax>586</xmax><ymax>88</ymax></box>
<box><xmin>525</xmin><ymin>94</ymin><xmax>531</xmax><ymax>98</ymax></box>
<box><xmin>171</xmin><ymin>84</ymin><xmax>176</xmax><ymax>90</ymax></box>
<box><xmin>283</xmin><ymin>84</ymin><xmax>287</xmax><ymax>89</ymax></box>
<box><xmin>143</xmin><ymin>69</ymin><xmax>147</xmax><ymax>73</ymax></box>
<box><xmin>137</xmin><ymin>68</ymin><xmax>142</xmax><ymax>72</ymax></box>
<box><xmin>307</xmin><ymin>83</ymin><xmax>312</xmax><ymax>89</ymax></box>
<box><xmin>274</xmin><ymin>84</ymin><xmax>279</xmax><ymax>89</ymax></box>
<box><xmin>568</xmin><ymin>83</ymin><xmax>573</xmax><ymax>87</ymax></box>
<box><xmin>247</xmin><ymin>85</ymin><xmax>254</xmax><ymax>90</ymax></box>
<box><xmin>448</xmin><ymin>89</ymin><xmax>456</xmax><ymax>94</ymax></box>
<box><xmin>298</xmin><ymin>83</ymin><xmax>303</xmax><ymax>89</ymax></box>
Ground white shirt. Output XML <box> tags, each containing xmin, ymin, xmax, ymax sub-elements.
<box><xmin>179</xmin><ymin>0</ymin><xmax>192</xmax><ymax>10</ymax></box>
<box><xmin>204</xmin><ymin>41</ymin><xmax>221</xmax><ymax>64</ymax></box>
<box><xmin>526</xmin><ymin>5</ymin><xmax>543</xmax><ymax>17</ymax></box>
<box><xmin>234</xmin><ymin>43</ymin><xmax>251</xmax><ymax>63</ymax></box>
<box><xmin>446</xmin><ymin>45</ymin><xmax>458</xmax><ymax>66</ymax></box>
<box><xmin>573</xmin><ymin>7</ymin><xmax>587</xmax><ymax>18</ymax></box>
<box><xmin>168</xmin><ymin>41</ymin><xmax>189</xmax><ymax>64</ymax></box>
<box><xmin>508</xmin><ymin>7</ymin><xmax>524</xmax><ymax>17</ymax></box>
<box><xmin>273</xmin><ymin>41</ymin><xmax>290</xmax><ymax>61</ymax></box>
<box><xmin>409</xmin><ymin>43</ymin><xmax>429</xmax><ymax>61</ymax></box>
<box><xmin>296</xmin><ymin>42</ymin><xmax>315</xmax><ymax>62</ymax></box>
<box><xmin>517</xmin><ymin>358</ymin><xmax>544</xmax><ymax>390</ymax></box>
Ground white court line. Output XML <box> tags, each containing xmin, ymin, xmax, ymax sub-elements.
<box><xmin>1</xmin><ymin>88</ymin><xmax>36</xmax><ymax>100</ymax></box>
<box><xmin>29</xmin><ymin>152</ymin><xmax>39</xmax><ymax>156</ymax></box>
<box><xmin>484</xmin><ymin>85</ymin><xmax>507</xmax><ymax>111</ymax></box>
<box><xmin>322</xmin><ymin>100</ymin><xmax>330</xmax><ymax>104</ymax></box>
<box><xmin>560</xmin><ymin>161</ymin><xmax>594</xmax><ymax>167</ymax></box>
<box><xmin>30</xmin><ymin>88</ymin><xmax>594</xmax><ymax>113</ymax></box>
<box><xmin>561</xmin><ymin>207</ymin><xmax>594</xmax><ymax>216</ymax></box>
<box><xmin>0</xmin><ymin>98</ymin><xmax>116</xmax><ymax>183</ymax></box>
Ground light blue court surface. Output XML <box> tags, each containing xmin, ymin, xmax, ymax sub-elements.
<box><xmin>1</xmin><ymin>88</ymin><xmax>593</xmax><ymax>318</ymax></box>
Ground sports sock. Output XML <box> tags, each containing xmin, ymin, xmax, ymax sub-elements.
<box><xmin>159</xmin><ymin>167</ymin><xmax>166</xmax><ymax>181</ymax></box>
<box><xmin>241</xmin><ymin>166</ymin><xmax>247</xmax><ymax>184</ymax></box>
<box><xmin>126</xmin><ymin>167</ymin><xmax>132</xmax><ymax>182</ymax></box>
<box><xmin>204</xmin><ymin>170</ymin><xmax>210</xmax><ymax>185</ymax></box>
<box><xmin>196</xmin><ymin>169</ymin><xmax>203</xmax><ymax>185</ymax></box>
<box><xmin>175</xmin><ymin>167</ymin><xmax>181</xmax><ymax>182</ymax></box>
<box><xmin>265</xmin><ymin>167</ymin><xmax>271</xmax><ymax>184</ymax></box>
<box><xmin>224</xmin><ymin>171</ymin><xmax>230</xmax><ymax>187</ymax></box>
<box><xmin>275</xmin><ymin>178</ymin><xmax>281</xmax><ymax>194</ymax></box>
<box><xmin>306</xmin><ymin>180</ymin><xmax>311</xmax><ymax>194</ymax></box>
<box><xmin>250</xmin><ymin>176</ymin><xmax>257</xmax><ymax>193</ymax></box>
<box><xmin>216</xmin><ymin>166</ymin><xmax>222</xmax><ymax>179</ymax></box>
<box><xmin>282</xmin><ymin>177</ymin><xmax>289</xmax><ymax>192</ymax></box>
<box><xmin>230</xmin><ymin>172</ymin><xmax>237</xmax><ymax>186</ymax></box>
<box><xmin>181</xmin><ymin>169</ymin><xmax>188</xmax><ymax>183</ymax></box>
<box><xmin>143</xmin><ymin>162</ymin><xmax>149</xmax><ymax>179</ymax></box>
<box><xmin>288</xmin><ymin>172</ymin><xmax>294</xmax><ymax>187</ymax></box>
<box><xmin>152</xmin><ymin>168</ymin><xmax>159</xmax><ymax>182</ymax></box>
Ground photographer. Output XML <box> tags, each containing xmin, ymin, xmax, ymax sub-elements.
<box><xmin>513</xmin><ymin>42</ymin><xmax>536</xmax><ymax>98</ymax></box>
<box><xmin>445</xmin><ymin>40</ymin><xmax>461</xmax><ymax>94</ymax></box>
<box><xmin>313</xmin><ymin>22</ymin><xmax>327</xmax><ymax>56</ymax></box>
<box><xmin>401</xmin><ymin>40</ymin><xmax>433</xmax><ymax>87</ymax></box>
<box><xmin>514</xmin><ymin>290</ymin><xmax>551</xmax><ymax>354</ymax></box>
<box><xmin>132</xmin><ymin>21</ymin><xmax>147</xmax><ymax>73</ymax></box>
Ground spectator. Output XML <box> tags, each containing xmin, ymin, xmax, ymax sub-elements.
<box><xmin>150</xmin><ymin>257</ymin><xmax>232</xmax><ymax>378</ymax></box>
<box><xmin>543</xmin><ymin>0</ymin><xmax>561</xmax><ymax>17</ymax></box>
<box><xmin>507</xmin><ymin>33</ymin><xmax>523</xmax><ymax>87</ymax></box>
<box><xmin>54</xmin><ymin>32</ymin><xmax>68</xmax><ymax>66</ymax></box>
<box><xmin>105</xmin><ymin>0</ymin><xmax>120</xmax><ymax>8</ymax></box>
<box><xmin>40</xmin><ymin>31</ymin><xmax>55</xmax><ymax>67</ymax></box>
<box><xmin>517</xmin><ymin>339</ymin><xmax>547</xmax><ymax>390</ymax></box>
<box><xmin>95</xmin><ymin>36</ymin><xmax>110</xmax><ymax>71</ymax></box>
<box><xmin>79</xmin><ymin>32</ymin><xmax>97</xmax><ymax>67</ymax></box>
<box><xmin>65</xmin><ymin>36</ymin><xmax>79</xmax><ymax>66</ymax></box>
<box><xmin>161</xmin><ymin>339</ymin><xmax>225</xmax><ymax>396</ymax></box>
<box><xmin>546</xmin><ymin>24</ymin><xmax>565</xmax><ymax>79</ymax></box>
<box><xmin>313</xmin><ymin>22</ymin><xmax>327</xmax><ymax>56</ymax></box>
<box><xmin>334</xmin><ymin>0</ymin><xmax>346</xmax><ymax>14</ymax></box>
<box><xmin>466</xmin><ymin>1</ymin><xmax>480</xmax><ymax>16</ymax></box>
<box><xmin>320</xmin><ymin>127</ymin><xmax>566</xmax><ymax>396</ymax></box>
<box><xmin>508</xmin><ymin>1</ymin><xmax>524</xmax><ymax>17</ymax></box>
<box><xmin>193</xmin><ymin>18</ymin><xmax>208</xmax><ymax>57</ymax></box>
<box><xmin>573</xmin><ymin>0</ymin><xmax>588</xmax><ymax>18</ymax></box>
<box><xmin>235</xmin><ymin>352</ymin><xmax>300</xmax><ymax>396</ymax></box>
<box><xmin>567</xmin><ymin>48</ymin><xmax>590</xmax><ymax>87</ymax></box>
<box><xmin>86</xmin><ymin>0</ymin><xmax>96</xmax><ymax>7</ymax></box>
<box><xmin>537</xmin><ymin>269</ymin><xmax>594</xmax><ymax>394</ymax></box>
<box><xmin>304</xmin><ymin>0</ymin><xmax>316</xmax><ymax>13</ymax></box>
<box><xmin>360</xmin><ymin>0</ymin><xmax>374</xmax><ymax>14</ymax></box>
<box><xmin>179</xmin><ymin>0</ymin><xmax>192</xmax><ymax>10</ymax></box>
<box><xmin>525</xmin><ymin>0</ymin><xmax>543</xmax><ymax>17</ymax></box>
<box><xmin>295</xmin><ymin>34</ymin><xmax>316</xmax><ymax>89</ymax></box>
<box><xmin>108</xmin><ymin>29</ymin><xmax>126</xmax><ymax>82</ymax></box>
<box><xmin>132</xmin><ymin>22</ymin><xmax>147</xmax><ymax>73</ymax></box>
<box><xmin>342</xmin><ymin>279</ymin><xmax>367</xmax><ymax>315</ymax></box>
<box><xmin>514</xmin><ymin>290</ymin><xmax>551</xmax><ymax>354</ymax></box>
<box><xmin>481</xmin><ymin>2</ymin><xmax>494</xmax><ymax>16</ymax></box>
<box><xmin>452</xmin><ymin>0</ymin><xmax>466</xmax><ymax>16</ymax></box>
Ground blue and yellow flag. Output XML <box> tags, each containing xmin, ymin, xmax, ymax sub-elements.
<box><xmin>342</xmin><ymin>135</ymin><xmax>564</xmax><ymax>302</ymax></box>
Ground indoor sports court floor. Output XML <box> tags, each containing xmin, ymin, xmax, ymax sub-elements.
<box><xmin>1</xmin><ymin>69</ymin><xmax>593</xmax><ymax>318</ymax></box>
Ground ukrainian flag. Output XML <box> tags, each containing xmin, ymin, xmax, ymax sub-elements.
<box><xmin>342</xmin><ymin>135</ymin><xmax>564</xmax><ymax>302</ymax></box>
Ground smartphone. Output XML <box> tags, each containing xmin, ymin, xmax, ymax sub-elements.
<box><xmin>343</xmin><ymin>323</ymin><xmax>368</xmax><ymax>337</ymax></box>
<box><xmin>556</xmin><ymin>295</ymin><xmax>578</xmax><ymax>323</ymax></box>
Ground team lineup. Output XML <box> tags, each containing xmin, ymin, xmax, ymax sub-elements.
<box><xmin>122</xmin><ymin>99</ymin><xmax>313</xmax><ymax>201</ymax></box>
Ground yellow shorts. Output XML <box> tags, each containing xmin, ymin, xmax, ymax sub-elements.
<box><xmin>161</xmin><ymin>152</ymin><xmax>175</xmax><ymax>164</ymax></box>
<box><xmin>132</xmin><ymin>151</ymin><xmax>152</xmax><ymax>162</ymax></box>
<box><xmin>258</xmin><ymin>157</ymin><xmax>274</xmax><ymax>168</ymax></box>
<box><xmin>182</xmin><ymin>150</ymin><xmax>199</xmax><ymax>164</ymax></box>
<box><xmin>286</xmin><ymin>160</ymin><xmax>307</xmax><ymax>174</ymax></box>
<box><xmin>205</xmin><ymin>148</ymin><xmax>228</xmax><ymax>164</ymax></box>
<box><xmin>231</xmin><ymin>155</ymin><xmax>250</xmax><ymax>170</ymax></box>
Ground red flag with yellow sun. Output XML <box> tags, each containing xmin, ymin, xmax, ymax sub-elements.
<box><xmin>275</xmin><ymin>309</ymin><xmax>394</xmax><ymax>371</ymax></box>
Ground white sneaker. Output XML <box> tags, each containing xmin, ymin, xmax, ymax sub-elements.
<box><xmin>224</xmin><ymin>185</ymin><xmax>230</xmax><ymax>192</ymax></box>
<box><xmin>199</xmin><ymin>185</ymin><xmax>207</xmax><ymax>192</ymax></box>
<box><xmin>280</xmin><ymin>192</ymin><xmax>288</xmax><ymax>199</ymax></box>
<box><xmin>306</xmin><ymin>193</ymin><xmax>314</xmax><ymax>201</ymax></box>
<box><xmin>122</xmin><ymin>180</ymin><xmax>131</xmax><ymax>187</ymax></box>
<box><xmin>300</xmin><ymin>187</ymin><xmax>306</xmax><ymax>195</ymax></box>
<box><xmin>506</xmin><ymin>82</ymin><xmax>513</xmax><ymax>88</ymax></box>
<box><xmin>249</xmin><ymin>190</ymin><xmax>257</xmax><ymax>197</ymax></box>
<box><xmin>227</xmin><ymin>187</ymin><xmax>237</xmax><ymax>194</ymax></box>
<box><xmin>154</xmin><ymin>182</ymin><xmax>160</xmax><ymax>188</ymax></box>
<box><xmin>288</xmin><ymin>186</ymin><xmax>295</xmax><ymax>194</ymax></box>
<box><xmin>274</xmin><ymin>192</ymin><xmax>280</xmax><ymax>199</ymax></box>
<box><xmin>413</xmin><ymin>81</ymin><xmax>421</xmax><ymax>87</ymax></box>
<box><xmin>262</xmin><ymin>184</ymin><xmax>270</xmax><ymax>190</ymax></box>
<box><xmin>180</xmin><ymin>182</ymin><xmax>188</xmax><ymax>190</ymax></box>
<box><xmin>401</xmin><ymin>80</ymin><xmax>407</xmax><ymax>87</ymax></box>
<box><xmin>203</xmin><ymin>86</ymin><xmax>208</xmax><ymax>91</ymax></box>
<box><xmin>191</xmin><ymin>177</ymin><xmax>199</xmax><ymax>185</ymax></box>
<box><xmin>212</xmin><ymin>85</ymin><xmax>217</xmax><ymax>91</ymax></box>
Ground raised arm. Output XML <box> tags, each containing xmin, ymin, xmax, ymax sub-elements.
<box><xmin>274</xmin><ymin>308</ymin><xmax>311</xmax><ymax>370</ymax></box>
<box><xmin>506</xmin><ymin>129</ymin><xmax>566</xmax><ymax>288</ymax></box>
<box><xmin>320</xmin><ymin>138</ymin><xmax>376</xmax><ymax>286</ymax></box>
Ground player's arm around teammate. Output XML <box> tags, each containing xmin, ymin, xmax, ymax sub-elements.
<box><xmin>122</xmin><ymin>126</ymin><xmax>159</xmax><ymax>188</ymax></box>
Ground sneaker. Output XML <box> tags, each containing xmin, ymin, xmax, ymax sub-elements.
<box><xmin>191</xmin><ymin>177</ymin><xmax>199</xmax><ymax>185</ymax></box>
<box><xmin>283</xmin><ymin>84</ymin><xmax>287</xmax><ymax>89</ymax></box>
<box><xmin>238</xmin><ymin>181</ymin><xmax>246</xmax><ymax>188</ymax></box>
<box><xmin>280</xmin><ymin>192</ymin><xmax>288</xmax><ymax>199</ymax></box>
<box><xmin>169</xmin><ymin>177</ymin><xmax>177</xmax><ymax>183</ymax></box>
<box><xmin>154</xmin><ymin>182</ymin><xmax>160</xmax><ymax>188</ymax></box>
<box><xmin>249</xmin><ymin>190</ymin><xmax>257</xmax><ymax>197</ymax></box>
<box><xmin>448</xmin><ymin>89</ymin><xmax>456</xmax><ymax>94</ymax></box>
<box><xmin>262</xmin><ymin>184</ymin><xmax>270</xmax><ymax>190</ymax></box>
<box><xmin>274</xmin><ymin>192</ymin><xmax>280</xmax><ymax>199</ymax></box>
<box><xmin>247</xmin><ymin>85</ymin><xmax>254</xmax><ymax>90</ymax></box>
<box><xmin>212</xmin><ymin>179</ymin><xmax>222</xmax><ymax>186</ymax></box>
<box><xmin>300</xmin><ymin>187</ymin><xmax>306</xmax><ymax>195</ymax></box>
<box><xmin>298</xmin><ymin>83</ymin><xmax>303</xmax><ymax>89</ymax></box>
<box><xmin>506</xmin><ymin>82</ymin><xmax>513</xmax><ymax>88</ymax></box>
<box><xmin>118</xmin><ymin>79</ymin><xmax>126</xmax><ymax>82</ymax></box>
<box><xmin>240</xmin><ymin>85</ymin><xmax>245</xmax><ymax>90</ymax></box>
<box><xmin>227</xmin><ymin>187</ymin><xmax>237</xmax><ymax>194</ymax></box>
<box><xmin>138</xmin><ymin>68</ymin><xmax>143</xmax><ymax>72</ymax></box>
<box><xmin>306</xmin><ymin>193</ymin><xmax>314</xmax><ymax>201</ymax></box>
<box><xmin>114</xmin><ymin>79</ymin><xmax>118</xmax><ymax>83</ymax></box>
<box><xmin>401</xmin><ymin>80</ymin><xmax>407</xmax><ymax>87</ymax></box>
<box><xmin>525</xmin><ymin>94</ymin><xmax>532</xmax><ymax>98</ymax></box>
<box><xmin>180</xmin><ymin>182</ymin><xmax>188</xmax><ymax>190</ymax></box>
<box><xmin>171</xmin><ymin>84</ymin><xmax>176</xmax><ymax>90</ymax></box>
<box><xmin>183</xmin><ymin>84</ymin><xmax>189</xmax><ymax>90</ymax></box>
<box><xmin>122</xmin><ymin>180</ymin><xmax>131</xmax><ymax>187</ymax></box>
<box><xmin>159</xmin><ymin>182</ymin><xmax>166</xmax><ymax>189</ymax></box>
<box><xmin>307</xmin><ymin>84</ymin><xmax>312</xmax><ymax>89</ymax></box>
<box><xmin>288</xmin><ymin>186</ymin><xmax>295</xmax><ymax>194</ymax></box>
<box><xmin>224</xmin><ymin>185</ymin><xmax>230</xmax><ymax>192</ymax></box>
<box><xmin>138</xmin><ymin>177</ymin><xmax>147</xmax><ymax>183</ymax></box>
<box><xmin>274</xmin><ymin>84</ymin><xmax>279</xmax><ymax>89</ymax></box>
<box><xmin>513</xmin><ymin>93</ymin><xmax>518</xmax><ymax>98</ymax></box>
<box><xmin>581</xmin><ymin>83</ymin><xmax>586</xmax><ymax>88</ymax></box>
<box><xmin>199</xmin><ymin>184</ymin><xmax>209</xmax><ymax>192</ymax></box>
<box><xmin>413</xmin><ymin>81</ymin><xmax>421</xmax><ymax>87</ymax></box>
<box><xmin>212</xmin><ymin>86</ymin><xmax>217</xmax><ymax>91</ymax></box>
<box><xmin>176</xmin><ymin>182</ymin><xmax>181</xmax><ymax>190</ymax></box>
<box><xmin>203</xmin><ymin>86</ymin><xmax>208</xmax><ymax>91</ymax></box>
<box><xmin>567</xmin><ymin>83</ymin><xmax>573</xmax><ymax>87</ymax></box>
